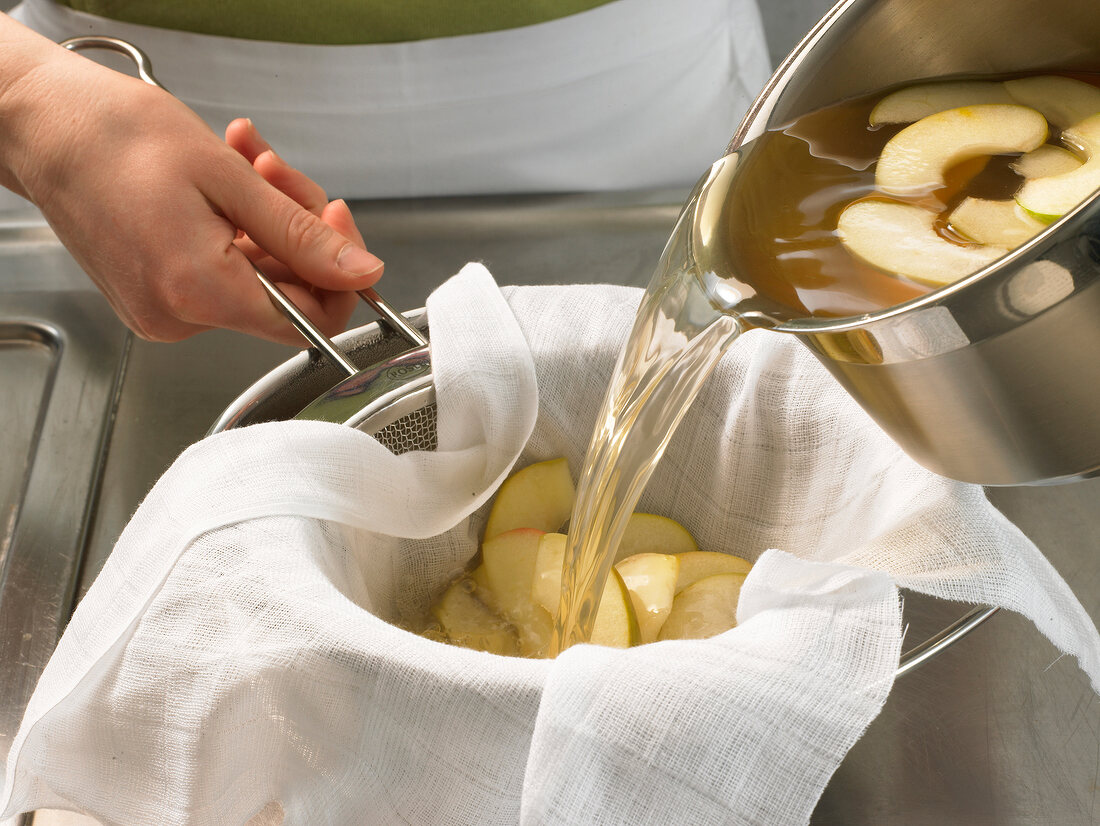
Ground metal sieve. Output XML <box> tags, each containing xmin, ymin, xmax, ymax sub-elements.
<box><xmin>208</xmin><ymin>308</ymin><xmax>437</xmax><ymax>453</ymax></box>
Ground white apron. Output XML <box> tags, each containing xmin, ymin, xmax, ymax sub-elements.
<box><xmin>11</xmin><ymin>0</ymin><xmax>771</xmax><ymax>199</ymax></box>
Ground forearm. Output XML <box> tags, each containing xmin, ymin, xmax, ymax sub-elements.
<box><xmin>0</xmin><ymin>15</ymin><xmax>74</xmax><ymax>198</ymax></box>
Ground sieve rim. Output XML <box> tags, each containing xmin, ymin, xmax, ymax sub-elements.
<box><xmin>208</xmin><ymin>309</ymin><xmax>430</xmax><ymax>436</ymax></box>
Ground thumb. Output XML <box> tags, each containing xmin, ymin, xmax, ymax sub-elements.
<box><xmin>208</xmin><ymin>159</ymin><xmax>384</xmax><ymax>290</ymax></box>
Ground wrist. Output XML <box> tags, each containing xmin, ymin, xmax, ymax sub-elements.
<box><xmin>0</xmin><ymin>19</ymin><xmax>74</xmax><ymax>198</ymax></box>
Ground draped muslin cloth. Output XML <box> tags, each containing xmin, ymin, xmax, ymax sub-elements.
<box><xmin>3</xmin><ymin>265</ymin><xmax>1098</xmax><ymax>825</ymax></box>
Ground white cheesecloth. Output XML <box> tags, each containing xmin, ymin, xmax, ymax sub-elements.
<box><xmin>3</xmin><ymin>264</ymin><xmax>1098</xmax><ymax>825</ymax></box>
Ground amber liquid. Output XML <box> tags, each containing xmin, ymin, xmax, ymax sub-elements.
<box><xmin>551</xmin><ymin>73</ymin><xmax>1100</xmax><ymax>652</ymax></box>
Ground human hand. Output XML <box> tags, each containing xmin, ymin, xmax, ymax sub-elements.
<box><xmin>0</xmin><ymin>20</ymin><xmax>383</xmax><ymax>344</ymax></box>
<box><xmin>224</xmin><ymin>116</ymin><xmax>372</xmax><ymax>343</ymax></box>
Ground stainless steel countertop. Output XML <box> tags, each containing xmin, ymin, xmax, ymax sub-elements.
<box><xmin>3</xmin><ymin>192</ymin><xmax>1100</xmax><ymax>825</ymax></box>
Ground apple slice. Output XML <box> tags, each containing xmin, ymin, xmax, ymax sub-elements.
<box><xmin>614</xmin><ymin>512</ymin><xmax>698</xmax><ymax>563</ymax></box>
<box><xmin>657</xmin><ymin>573</ymin><xmax>745</xmax><ymax>641</ymax></box>
<box><xmin>674</xmin><ymin>551</ymin><xmax>752</xmax><ymax>595</ymax></box>
<box><xmin>875</xmin><ymin>104</ymin><xmax>1047</xmax><ymax>196</ymax></box>
<box><xmin>1016</xmin><ymin>114</ymin><xmax>1100</xmax><ymax>221</ymax></box>
<box><xmin>1005</xmin><ymin>75</ymin><xmax>1100</xmax><ymax>130</ymax></box>
<box><xmin>431</xmin><ymin>576</ymin><xmax>520</xmax><ymax>656</ymax></box>
<box><xmin>1012</xmin><ymin>145</ymin><xmax>1083</xmax><ymax>179</ymax></box>
<box><xmin>949</xmin><ymin>197</ymin><xmax>1047</xmax><ymax>247</ymax></box>
<box><xmin>869</xmin><ymin>80</ymin><xmax>1014</xmax><ymax>126</ymax></box>
<box><xmin>589</xmin><ymin>568</ymin><xmax>640</xmax><ymax>648</ymax></box>
<box><xmin>530</xmin><ymin>532</ymin><xmax>640</xmax><ymax>647</ymax></box>
<box><xmin>614</xmin><ymin>553</ymin><xmax>680</xmax><ymax>644</ymax></box>
<box><xmin>481</xmin><ymin>528</ymin><xmax>554</xmax><ymax>656</ymax></box>
<box><xmin>531</xmin><ymin>532</ymin><xmax>568</xmax><ymax>616</ymax></box>
<box><xmin>470</xmin><ymin>562</ymin><xmax>493</xmax><ymax>597</ymax></box>
<box><xmin>483</xmin><ymin>457</ymin><xmax>575</xmax><ymax>542</ymax></box>
<box><xmin>838</xmin><ymin>200</ymin><xmax>1007</xmax><ymax>286</ymax></box>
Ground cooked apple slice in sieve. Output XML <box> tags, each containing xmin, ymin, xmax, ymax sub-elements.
<box><xmin>431</xmin><ymin>576</ymin><xmax>520</xmax><ymax>656</ymax></box>
<box><xmin>614</xmin><ymin>552</ymin><xmax>680</xmax><ymax>644</ymax></box>
<box><xmin>658</xmin><ymin>573</ymin><xmax>745</xmax><ymax>641</ymax></box>
<box><xmin>530</xmin><ymin>532</ymin><xmax>640</xmax><ymax>648</ymax></box>
<box><xmin>838</xmin><ymin>200</ymin><xmax>1008</xmax><ymax>286</ymax></box>
<box><xmin>482</xmin><ymin>527</ymin><xmax>555</xmax><ymax>655</ymax></box>
<box><xmin>1004</xmin><ymin>75</ymin><xmax>1100</xmax><ymax>130</ymax></box>
<box><xmin>613</xmin><ymin>512</ymin><xmax>698</xmax><ymax>563</ymax></box>
<box><xmin>674</xmin><ymin>551</ymin><xmax>753</xmax><ymax>595</ymax></box>
<box><xmin>876</xmin><ymin>104</ymin><xmax>1047</xmax><ymax>196</ymax></box>
<box><xmin>1016</xmin><ymin>114</ymin><xmax>1100</xmax><ymax>221</ymax></box>
<box><xmin>483</xmin><ymin>457</ymin><xmax>575</xmax><ymax>541</ymax></box>
<box><xmin>531</xmin><ymin>532</ymin><xmax>569</xmax><ymax>616</ymax></box>
<box><xmin>589</xmin><ymin>568</ymin><xmax>641</xmax><ymax>648</ymax></box>
<box><xmin>949</xmin><ymin>197</ymin><xmax>1048</xmax><ymax>247</ymax></box>
<box><xmin>869</xmin><ymin>80</ymin><xmax>1014</xmax><ymax>126</ymax></box>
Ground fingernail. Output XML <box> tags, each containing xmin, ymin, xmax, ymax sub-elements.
<box><xmin>261</xmin><ymin>148</ymin><xmax>287</xmax><ymax>167</ymax></box>
<box><xmin>337</xmin><ymin>243</ymin><xmax>383</xmax><ymax>276</ymax></box>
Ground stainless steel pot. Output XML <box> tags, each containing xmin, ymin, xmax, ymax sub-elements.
<box><xmin>718</xmin><ymin>0</ymin><xmax>1100</xmax><ymax>485</ymax></box>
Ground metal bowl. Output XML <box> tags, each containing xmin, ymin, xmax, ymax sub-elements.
<box><xmin>723</xmin><ymin>0</ymin><xmax>1100</xmax><ymax>485</ymax></box>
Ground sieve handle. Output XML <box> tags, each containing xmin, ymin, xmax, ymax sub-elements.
<box><xmin>895</xmin><ymin>605</ymin><xmax>999</xmax><ymax>678</ymax></box>
<box><xmin>60</xmin><ymin>35</ymin><xmax>423</xmax><ymax>374</ymax></box>
<box><xmin>255</xmin><ymin>270</ymin><xmax>359</xmax><ymax>376</ymax></box>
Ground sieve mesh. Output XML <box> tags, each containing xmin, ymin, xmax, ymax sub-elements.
<box><xmin>375</xmin><ymin>403</ymin><xmax>439</xmax><ymax>455</ymax></box>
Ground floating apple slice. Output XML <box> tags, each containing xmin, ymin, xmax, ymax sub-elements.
<box><xmin>674</xmin><ymin>551</ymin><xmax>752</xmax><ymax>595</ymax></box>
<box><xmin>1004</xmin><ymin>75</ymin><xmax>1100</xmax><ymax>130</ymax></box>
<box><xmin>875</xmin><ymin>104</ymin><xmax>1047</xmax><ymax>196</ymax></box>
<box><xmin>483</xmin><ymin>457</ymin><xmax>575</xmax><ymax>541</ymax></box>
<box><xmin>1011</xmin><ymin>144</ymin><xmax>1083</xmax><ymax>179</ymax></box>
<box><xmin>614</xmin><ymin>512</ymin><xmax>698</xmax><ymax>563</ymax></box>
<box><xmin>589</xmin><ymin>568</ymin><xmax>641</xmax><ymax>648</ymax></box>
<box><xmin>614</xmin><ymin>552</ymin><xmax>680</xmax><ymax>644</ymax></box>
<box><xmin>1016</xmin><ymin>114</ymin><xmax>1100</xmax><ymax>221</ymax></box>
<box><xmin>658</xmin><ymin>573</ymin><xmax>744</xmax><ymax>641</ymax></box>
<box><xmin>838</xmin><ymin>200</ymin><xmax>1008</xmax><ymax>286</ymax></box>
<box><xmin>431</xmin><ymin>576</ymin><xmax>520</xmax><ymax>656</ymax></box>
<box><xmin>949</xmin><ymin>197</ymin><xmax>1047</xmax><ymax>247</ymax></box>
<box><xmin>481</xmin><ymin>527</ymin><xmax>554</xmax><ymax>655</ymax></box>
<box><xmin>869</xmin><ymin>80</ymin><xmax>1014</xmax><ymax>126</ymax></box>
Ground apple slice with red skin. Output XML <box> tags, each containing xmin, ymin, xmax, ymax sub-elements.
<box><xmin>484</xmin><ymin>457</ymin><xmax>575</xmax><ymax>541</ymax></box>
<box><xmin>482</xmin><ymin>528</ymin><xmax>554</xmax><ymax>656</ymax></box>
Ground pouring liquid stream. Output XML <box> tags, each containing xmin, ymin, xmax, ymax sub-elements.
<box><xmin>551</xmin><ymin>155</ymin><xmax>761</xmax><ymax>652</ymax></box>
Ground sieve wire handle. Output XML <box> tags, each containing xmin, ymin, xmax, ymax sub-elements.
<box><xmin>60</xmin><ymin>35</ymin><xmax>424</xmax><ymax>375</ymax></box>
<box><xmin>895</xmin><ymin>604</ymin><xmax>999</xmax><ymax>678</ymax></box>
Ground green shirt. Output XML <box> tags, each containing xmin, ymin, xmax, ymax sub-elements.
<box><xmin>56</xmin><ymin>0</ymin><xmax>618</xmax><ymax>44</ymax></box>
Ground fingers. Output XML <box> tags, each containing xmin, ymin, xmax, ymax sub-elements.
<box><xmin>234</xmin><ymin>149</ymin><xmax>331</xmax><ymax>262</ymax></box>
<box><xmin>206</xmin><ymin>155</ymin><xmax>384</xmax><ymax>293</ymax></box>
<box><xmin>322</xmin><ymin>198</ymin><xmax>366</xmax><ymax>247</ymax></box>
<box><xmin>253</xmin><ymin>150</ymin><xmax>328</xmax><ymax>216</ymax></box>
<box><xmin>224</xmin><ymin>118</ymin><xmax>272</xmax><ymax>164</ymax></box>
<box><xmin>218</xmin><ymin>199</ymin><xmax>371</xmax><ymax>346</ymax></box>
<box><xmin>209</xmin><ymin>120</ymin><xmax>379</xmax><ymax>343</ymax></box>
